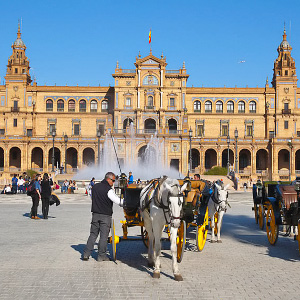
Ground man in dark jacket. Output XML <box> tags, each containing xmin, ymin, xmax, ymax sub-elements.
<box><xmin>83</xmin><ymin>172</ymin><xmax>123</xmax><ymax>261</ymax></box>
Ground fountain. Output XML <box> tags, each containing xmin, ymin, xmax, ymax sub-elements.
<box><xmin>74</xmin><ymin>123</ymin><xmax>182</xmax><ymax>180</ymax></box>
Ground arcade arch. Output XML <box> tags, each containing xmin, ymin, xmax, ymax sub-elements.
<box><xmin>83</xmin><ymin>148</ymin><xmax>95</xmax><ymax>166</ymax></box>
<box><xmin>205</xmin><ymin>149</ymin><xmax>217</xmax><ymax>170</ymax></box>
<box><xmin>31</xmin><ymin>147</ymin><xmax>43</xmax><ymax>170</ymax></box>
<box><xmin>9</xmin><ymin>147</ymin><xmax>21</xmax><ymax>169</ymax></box>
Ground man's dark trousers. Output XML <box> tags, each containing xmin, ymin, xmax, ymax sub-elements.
<box><xmin>84</xmin><ymin>213</ymin><xmax>111</xmax><ymax>258</ymax></box>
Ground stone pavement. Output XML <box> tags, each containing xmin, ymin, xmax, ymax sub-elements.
<box><xmin>0</xmin><ymin>191</ymin><xmax>299</xmax><ymax>299</ymax></box>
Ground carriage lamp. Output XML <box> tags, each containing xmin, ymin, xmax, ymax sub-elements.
<box><xmin>51</xmin><ymin>129</ymin><xmax>56</xmax><ymax>172</ymax></box>
<box><xmin>119</xmin><ymin>173</ymin><xmax>128</xmax><ymax>192</ymax></box>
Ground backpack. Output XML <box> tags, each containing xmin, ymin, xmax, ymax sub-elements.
<box><xmin>27</xmin><ymin>180</ymin><xmax>36</xmax><ymax>196</ymax></box>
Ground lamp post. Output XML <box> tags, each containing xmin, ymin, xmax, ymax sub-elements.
<box><xmin>64</xmin><ymin>134</ymin><xmax>68</xmax><ymax>174</ymax></box>
<box><xmin>97</xmin><ymin>129</ymin><xmax>101</xmax><ymax>165</ymax></box>
<box><xmin>227</xmin><ymin>135</ymin><xmax>230</xmax><ymax>175</ymax></box>
<box><xmin>189</xmin><ymin>127</ymin><xmax>192</xmax><ymax>176</ymax></box>
<box><xmin>234</xmin><ymin>128</ymin><xmax>238</xmax><ymax>174</ymax></box>
<box><xmin>51</xmin><ymin>129</ymin><xmax>56</xmax><ymax>172</ymax></box>
<box><xmin>287</xmin><ymin>139</ymin><xmax>293</xmax><ymax>181</ymax></box>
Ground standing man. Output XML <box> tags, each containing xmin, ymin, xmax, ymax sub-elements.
<box><xmin>193</xmin><ymin>174</ymin><xmax>200</xmax><ymax>180</ymax></box>
<box><xmin>12</xmin><ymin>174</ymin><xmax>18</xmax><ymax>194</ymax></box>
<box><xmin>128</xmin><ymin>172</ymin><xmax>133</xmax><ymax>184</ymax></box>
<box><xmin>83</xmin><ymin>172</ymin><xmax>123</xmax><ymax>261</ymax></box>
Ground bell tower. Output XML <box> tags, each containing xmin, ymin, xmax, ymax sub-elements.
<box><xmin>5</xmin><ymin>22</ymin><xmax>31</xmax><ymax>85</ymax></box>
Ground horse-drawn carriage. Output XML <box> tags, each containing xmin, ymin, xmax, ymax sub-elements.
<box><xmin>265</xmin><ymin>182</ymin><xmax>300</xmax><ymax>252</ymax></box>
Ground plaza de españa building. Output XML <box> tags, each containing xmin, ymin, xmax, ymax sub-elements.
<box><xmin>0</xmin><ymin>26</ymin><xmax>299</xmax><ymax>181</ymax></box>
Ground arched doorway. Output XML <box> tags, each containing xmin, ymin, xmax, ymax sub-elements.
<box><xmin>144</xmin><ymin>118</ymin><xmax>156</xmax><ymax>133</ymax></box>
<box><xmin>295</xmin><ymin>149</ymin><xmax>300</xmax><ymax>172</ymax></box>
<box><xmin>0</xmin><ymin>147</ymin><xmax>4</xmax><ymax>170</ymax></box>
<box><xmin>278</xmin><ymin>149</ymin><xmax>290</xmax><ymax>171</ymax></box>
<box><xmin>48</xmin><ymin>147</ymin><xmax>61</xmax><ymax>170</ymax></box>
<box><xmin>66</xmin><ymin>147</ymin><xmax>78</xmax><ymax>170</ymax></box>
<box><xmin>9</xmin><ymin>147</ymin><xmax>21</xmax><ymax>170</ymax></box>
<box><xmin>188</xmin><ymin>148</ymin><xmax>200</xmax><ymax>170</ymax></box>
<box><xmin>256</xmin><ymin>149</ymin><xmax>268</xmax><ymax>171</ymax></box>
<box><xmin>168</xmin><ymin>118</ymin><xmax>177</xmax><ymax>133</ymax></box>
<box><xmin>123</xmin><ymin>118</ymin><xmax>133</xmax><ymax>130</ymax></box>
<box><xmin>138</xmin><ymin>145</ymin><xmax>156</xmax><ymax>165</ymax></box>
<box><xmin>83</xmin><ymin>148</ymin><xmax>95</xmax><ymax>166</ymax></box>
<box><xmin>239</xmin><ymin>149</ymin><xmax>251</xmax><ymax>171</ymax></box>
<box><xmin>31</xmin><ymin>147</ymin><xmax>43</xmax><ymax>170</ymax></box>
<box><xmin>205</xmin><ymin>149</ymin><xmax>217</xmax><ymax>170</ymax></box>
<box><xmin>221</xmin><ymin>149</ymin><xmax>234</xmax><ymax>168</ymax></box>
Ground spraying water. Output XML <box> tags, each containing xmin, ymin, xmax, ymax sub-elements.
<box><xmin>74</xmin><ymin>123</ymin><xmax>182</xmax><ymax>180</ymax></box>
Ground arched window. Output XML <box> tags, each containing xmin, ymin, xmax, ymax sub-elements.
<box><xmin>90</xmin><ymin>100</ymin><xmax>98</xmax><ymax>112</ymax></box>
<box><xmin>123</xmin><ymin>118</ymin><xmax>133</xmax><ymax>129</ymax></box>
<box><xmin>194</xmin><ymin>100</ymin><xmax>201</xmax><ymax>112</ymax></box>
<box><xmin>168</xmin><ymin>118</ymin><xmax>177</xmax><ymax>133</ymax></box>
<box><xmin>147</xmin><ymin>96</ymin><xmax>154</xmax><ymax>108</ymax></box>
<box><xmin>249</xmin><ymin>101</ymin><xmax>256</xmax><ymax>113</ymax></box>
<box><xmin>205</xmin><ymin>101</ymin><xmax>212</xmax><ymax>113</ymax></box>
<box><xmin>46</xmin><ymin>99</ymin><xmax>53</xmax><ymax>112</ymax></box>
<box><xmin>216</xmin><ymin>101</ymin><xmax>223</xmax><ymax>113</ymax></box>
<box><xmin>68</xmin><ymin>100</ymin><xmax>75</xmax><ymax>112</ymax></box>
<box><xmin>57</xmin><ymin>99</ymin><xmax>64</xmax><ymax>112</ymax></box>
<box><xmin>227</xmin><ymin>101</ymin><xmax>234</xmax><ymax>113</ymax></box>
<box><xmin>144</xmin><ymin>118</ymin><xmax>156</xmax><ymax>133</ymax></box>
<box><xmin>238</xmin><ymin>101</ymin><xmax>245</xmax><ymax>113</ymax></box>
<box><xmin>79</xmin><ymin>100</ymin><xmax>86</xmax><ymax>112</ymax></box>
<box><xmin>142</xmin><ymin>75</ymin><xmax>159</xmax><ymax>86</ymax></box>
<box><xmin>101</xmin><ymin>100</ymin><xmax>108</xmax><ymax>112</ymax></box>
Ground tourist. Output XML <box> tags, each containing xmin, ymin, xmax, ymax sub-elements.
<box><xmin>52</xmin><ymin>181</ymin><xmax>60</xmax><ymax>190</ymax></box>
<box><xmin>31</xmin><ymin>174</ymin><xmax>42</xmax><ymax>219</ymax></box>
<box><xmin>82</xmin><ymin>172</ymin><xmax>123</xmax><ymax>261</ymax></box>
<box><xmin>41</xmin><ymin>173</ymin><xmax>53</xmax><ymax>219</ymax></box>
<box><xmin>61</xmin><ymin>179</ymin><xmax>68</xmax><ymax>193</ymax></box>
<box><xmin>2</xmin><ymin>184</ymin><xmax>13</xmax><ymax>194</ymax></box>
<box><xmin>128</xmin><ymin>172</ymin><xmax>133</xmax><ymax>184</ymax></box>
<box><xmin>18</xmin><ymin>176</ymin><xmax>25</xmax><ymax>193</ymax></box>
<box><xmin>88</xmin><ymin>177</ymin><xmax>95</xmax><ymax>197</ymax></box>
<box><xmin>194</xmin><ymin>174</ymin><xmax>200</xmax><ymax>180</ymax></box>
<box><xmin>136</xmin><ymin>178</ymin><xmax>141</xmax><ymax>184</ymax></box>
<box><xmin>12</xmin><ymin>174</ymin><xmax>18</xmax><ymax>194</ymax></box>
<box><xmin>243</xmin><ymin>182</ymin><xmax>247</xmax><ymax>192</ymax></box>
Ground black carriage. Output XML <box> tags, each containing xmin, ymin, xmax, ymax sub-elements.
<box><xmin>264</xmin><ymin>182</ymin><xmax>300</xmax><ymax>253</ymax></box>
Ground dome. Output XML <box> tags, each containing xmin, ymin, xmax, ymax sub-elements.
<box><xmin>280</xmin><ymin>40</ymin><xmax>290</xmax><ymax>49</ymax></box>
<box><xmin>13</xmin><ymin>37</ymin><xmax>25</xmax><ymax>47</ymax></box>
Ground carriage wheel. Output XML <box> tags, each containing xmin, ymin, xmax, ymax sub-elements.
<box><xmin>111</xmin><ymin>219</ymin><xmax>117</xmax><ymax>261</ymax></box>
<box><xmin>196</xmin><ymin>207</ymin><xmax>208</xmax><ymax>252</ymax></box>
<box><xmin>177</xmin><ymin>220</ymin><xmax>186</xmax><ymax>263</ymax></box>
<box><xmin>258</xmin><ymin>204</ymin><xmax>264</xmax><ymax>230</ymax></box>
<box><xmin>266</xmin><ymin>205</ymin><xmax>278</xmax><ymax>245</ymax></box>
<box><xmin>214</xmin><ymin>213</ymin><xmax>218</xmax><ymax>236</ymax></box>
<box><xmin>141</xmin><ymin>226</ymin><xmax>149</xmax><ymax>248</ymax></box>
<box><xmin>254</xmin><ymin>204</ymin><xmax>258</xmax><ymax>224</ymax></box>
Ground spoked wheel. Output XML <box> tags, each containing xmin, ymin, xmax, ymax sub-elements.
<box><xmin>196</xmin><ymin>207</ymin><xmax>208</xmax><ymax>252</ymax></box>
<box><xmin>110</xmin><ymin>219</ymin><xmax>118</xmax><ymax>261</ymax></box>
<box><xmin>141</xmin><ymin>226</ymin><xmax>149</xmax><ymax>248</ymax></box>
<box><xmin>177</xmin><ymin>220</ymin><xmax>186</xmax><ymax>263</ymax></box>
<box><xmin>214</xmin><ymin>213</ymin><xmax>218</xmax><ymax>236</ymax></box>
<box><xmin>258</xmin><ymin>204</ymin><xmax>264</xmax><ymax>230</ymax></box>
<box><xmin>266</xmin><ymin>205</ymin><xmax>279</xmax><ymax>245</ymax></box>
<box><xmin>254</xmin><ymin>204</ymin><xmax>258</xmax><ymax>224</ymax></box>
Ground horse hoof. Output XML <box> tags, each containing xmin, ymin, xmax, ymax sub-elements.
<box><xmin>153</xmin><ymin>272</ymin><xmax>160</xmax><ymax>279</ymax></box>
<box><xmin>217</xmin><ymin>240</ymin><xmax>222</xmax><ymax>243</ymax></box>
<box><xmin>174</xmin><ymin>274</ymin><xmax>183</xmax><ymax>281</ymax></box>
<box><xmin>210</xmin><ymin>240</ymin><xmax>216</xmax><ymax>243</ymax></box>
<box><xmin>148</xmin><ymin>262</ymin><xmax>154</xmax><ymax>268</ymax></box>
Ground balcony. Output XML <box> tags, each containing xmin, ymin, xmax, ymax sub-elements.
<box><xmin>282</xmin><ymin>109</ymin><xmax>291</xmax><ymax>114</ymax></box>
<box><xmin>227</xmin><ymin>110</ymin><xmax>234</xmax><ymax>113</ymax></box>
<box><xmin>137</xmin><ymin>129</ymin><xmax>158</xmax><ymax>134</ymax></box>
<box><xmin>144</xmin><ymin>106</ymin><xmax>155</xmax><ymax>110</ymax></box>
<box><xmin>167</xmin><ymin>106</ymin><xmax>176</xmax><ymax>111</ymax></box>
<box><xmin>205</xmin><ymin>109</ymin><xmax>212</xmax><ymax>113</ymax></box>
<box><xmin>11</xmin><ymin>107</ymin><xmax>19</xmax><ymax>112</ymax></box>
<box><xmin>238</xmin><ymin>109</ymin><xmax>245</xmax><ymax>113</ymax></box>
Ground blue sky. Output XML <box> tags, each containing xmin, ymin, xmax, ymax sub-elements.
<box><xmin>0</xmin><ymin>0</ymin><xmax>300</xmax><ymax>88</ymax></box>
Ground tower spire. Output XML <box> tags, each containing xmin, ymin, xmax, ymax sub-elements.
<box><xmin>17</xmin><ymin>19</ymin><xmax>21</xmax><ymax>39</ymax></box>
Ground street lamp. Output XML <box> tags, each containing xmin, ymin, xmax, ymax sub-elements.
<box><xmin>51</xmin><ymin>129</ymin><xmax>56</xmax><ymax>172</ymax></box>
<box><xmin>97</xmin><ymin>129</ymin><xmax>101</xmax><ymax>165</ymax></box>
<box><xmin>234</xmin><ymin>128</ymin><xmax>238</xmax><ymax>174</ymax></box>
<box><xmin>227</xmin><ymin>135</ymin><xmax>230</xmax><ymax>175</ymax></box>
<box><xmin>287</xmin><ymin>139</ymin><xmax>293</xmax><ymax>181</ymax></box>
<box><xmin>189</xmin><ymin>127</ymin><xmax>192</xmax><ymax>176</ymax></box>
<box><xmin>64</xmin><ymin>134</ymin><xmax>68</xmax><ymax>174</ymax></box>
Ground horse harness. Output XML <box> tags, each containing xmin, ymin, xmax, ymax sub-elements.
<box><xmin>211</xmin><ymin>185</ymin><xmax>229</xmax><ymax>213</ymax></box>
<box><xmin>141</xmin><ymin>177</ymin><xmax>183</xmax><ymax>226</ymax></box>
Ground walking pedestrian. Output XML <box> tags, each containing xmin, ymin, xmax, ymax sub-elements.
<box><xmin>128</xmin><ymin>172</ymin><xmax>133</xmax><ymax>184</ymax></box>
<box><xmin>17</xmin><ymin>176</ymin><xmax>25</xmax><ymax>193</ymax></box>
<box><xmin>12</xmin><ymin>174</ymin><xmax>18</xmax><ymax>194</ymax></box>
<box><xmin>82</xmin><ymin>172</ymin><xmax>123</xmax><ymax>261</ymax></box>
<box><xmin>41</xmin><ymin>173</ymin><xmax>53</xmax><ymax>219</ymax></box>
<box><xmin>31</xmin><ymin>174</ymin><xmax>42</xmax><ymax>219</ymax></box>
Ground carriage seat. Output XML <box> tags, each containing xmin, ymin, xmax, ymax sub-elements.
<box><xmin>278</xmin><ymin>185</ymin><xmax>298</xmax><ymax>210</ymax></box>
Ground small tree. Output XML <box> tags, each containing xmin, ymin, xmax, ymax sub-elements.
<box><xmin>204</xmin><ymin>167</ymin><xmax>227</xmax><ymax>176</ymax></box>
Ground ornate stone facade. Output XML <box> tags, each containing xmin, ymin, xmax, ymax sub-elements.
<box><xmin>0</xmin><ymin>26</ymin><xmax>299</xmax><ymax>181</ymax></box>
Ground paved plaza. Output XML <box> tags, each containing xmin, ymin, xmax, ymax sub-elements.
<box><xmin>0</xmin><ymin>191</ymin><xmax>299</xmax><ymax>299</ymax></box>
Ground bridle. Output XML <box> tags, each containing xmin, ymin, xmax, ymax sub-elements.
<box><xmin>211</xmin><ymin>183</ymin><xmax>229</xmax><ymax>212</ymax></box>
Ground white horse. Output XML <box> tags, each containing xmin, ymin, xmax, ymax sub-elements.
<box><xmin>140</xmin><ymin>177</ymin><xmax>188</xmax><ymax>281</ymax></box>
<box><xmin>208</xmin><ymin>182</ymin><xmax>230</xmax><ymax>243</ymax></box>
